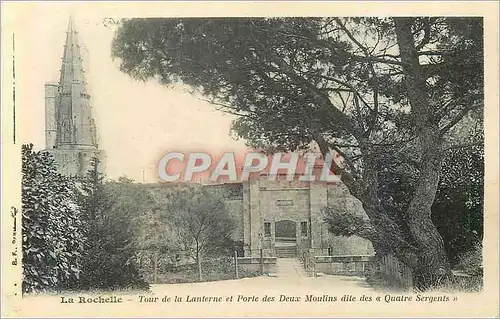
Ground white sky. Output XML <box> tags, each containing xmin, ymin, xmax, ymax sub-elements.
<box><xmin>10</xmin><ymin>3</ymin><xmax>495</xmax><ymax>183</ymax></box>
<box><xmin>15</xmin><ymin>4</ymin><xmax>247</xmax><ymax>182</ymax></box>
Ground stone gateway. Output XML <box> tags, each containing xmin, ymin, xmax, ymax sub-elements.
<box><xmin>206</xmin><ymin>174</ymin><xmax>374</xmax><ymax>259</ymax></box>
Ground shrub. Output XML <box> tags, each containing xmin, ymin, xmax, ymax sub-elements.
<box><xmin>75</xmin><ymin>158</ymin><xmax>149</xmax><ymax>291</ymax></box>
<box><xmin>455</xmin><ymin>242</ymin><xmax>483</xmax><ymax>276</ymax></box>
<box><xmin>22</xmin><ymin>144</ymin><xmax>85</xmax><ymax>293</ymax></box>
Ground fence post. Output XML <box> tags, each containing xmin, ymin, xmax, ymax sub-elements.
<box><xmin>378</xmin><ymin>254</ymin><xmax>413</xmax><ymax>291</ymax></box>
<box><xmin>312</xmin><ymin>255</ymin><xmax>316</xmax><ymax>277</ymax></box>
<box><xmin>234</xmin><ymin>250</ymin><xmax>239</xmax><ymax>279</ymax></box>
<box><xmin>303</xmin><ymin>252</ymin><xmax>308</xmax><ymax>275</ymax></box>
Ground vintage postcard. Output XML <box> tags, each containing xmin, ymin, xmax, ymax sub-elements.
<box><xmin>1</xmin><ymin>1</ymin><xmax>499</xmax><ymax>317</ymax></box>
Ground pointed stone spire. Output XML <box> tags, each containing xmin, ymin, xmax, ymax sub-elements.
<box><xmin>60</xmin><ymin>15</ymin><xmax>85</xmax><ymax>85</ymax></box>
<box><xmin>55</xmin><ymin>16</ymin><xmax>98</xmax><ymax>149</ymax></box>
<box><xmin>45</xmin><ymin>16</ymin><xmax>106</xmax><ymax>176</ymax></box>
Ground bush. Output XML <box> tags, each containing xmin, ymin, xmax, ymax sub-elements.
<box><xmin>22</xmin><ymin>144</ymin><xmax>86</xmax><ymax>293</ymax></box>
<box><xmin>75</xmin><ymin>158</ymin><xmax>149</xmax><ymax>291</ymax></box>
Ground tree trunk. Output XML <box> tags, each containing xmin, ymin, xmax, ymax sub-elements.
<box><xmin>152</xmin><ymin>253</ymin><xmax>158</xmax><ymax>284</ymax></box>
<box><xmin>394</xmin><ymin>17</ymin><xmax>451</xmax><ymax>288</ymax></box>
<box><xmin>316</xmin><ymin>18</ymin><xmax>452</xmax><ymax>289</ymax></box>
<box><xmin>313</xmin><ymin>18</ymin><xmax>451</xmax><ymax>289</ymax></box>
<box><xmin>355</xmin><ymin>151</ymin><xmax>419</xmax><ymax>269</ymax></box>
<box><xmin>317</xmin><ymin>135</ymin><xmax>420</xmax><ymax>269</ymax></box>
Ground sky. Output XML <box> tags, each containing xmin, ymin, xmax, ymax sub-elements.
<box><xmin>15</xmin><ymin>4</ymin><xmax>248</xmax><ymax>182</ymax></box>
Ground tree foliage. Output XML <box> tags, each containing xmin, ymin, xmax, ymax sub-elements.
<box><xmin>339</xmin><ymin>139</ymin><xmax>484</xmax><ymax>264</ymax></box>
<box><xmin>75</xmin><ymin>159</ymin><xmax>149</xmax><ymax>290</ymax></box>
<box><xmin>22</xmin><ymin>150</ymin><xmax>154</xmax><ymax>292</ymax></box>
<box><xmin>111</xmin><ymin>17</ymin><xmax>483</xmax><ymax>288</ymax></box>
<box><xmin>22</xmin><ymin>144</ymin><xmax>85</xmax><ymax>293</ymax></box>
<box><xmin>432</xmin><ymin>144</ymin><xmax>483</xmax><ymax>266</ymax></box>
<box><xmin>108</xmin><ymin>178</ymin><xmax>179</xmax><ymax>283</ymax></box>
<box><xmin>166</xmin><ymin>185</ymin><xmax>235</xmax><ymax>281</ymax></box>
<box><xmin>324</xmin><ymin>209</ymin><xmax>376</xmax><ymax>240</ymax></box>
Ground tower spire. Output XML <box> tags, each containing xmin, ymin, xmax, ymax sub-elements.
<box><xmin>44</xmin><ymin>15</ymin><xmax>106</xmax><ymax>176</ymax></box>
<box><xmin>55</xmin><ymin>16</ymin><xmax>98</xmax><ymax>149</ymax></box>
<box><xmin>60</xmin><ymin>15</ymin><xmax>85</xmax><ymax>85</ymax></box>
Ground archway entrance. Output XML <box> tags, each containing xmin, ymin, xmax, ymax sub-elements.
<box><xmin>275</xmin><ymin>220</ymin><xmax>297</xmax><ymax>258</ymax></box>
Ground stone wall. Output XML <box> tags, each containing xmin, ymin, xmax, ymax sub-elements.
<box><xmin>204</xmin><ymin>183</ymin><xmax>244</xmax><ymax>243</ymax></box>
<box><xmin>325</xmin><ymin>182</ymin><xmax>374</xmax><ymax>256</ymax></box>
<box><xmin>259</xmin><ymin>187</ymin><xmax>311</xmax><ymax>255</ymax></box>
<box><xmin>237</xmin><ymin>257</ymin><xmax>277</xmax><ymax>274</ymax></box>
<box><xmin>48</xmin><ymin>148</ymin><xmax>106</xmax><ymax>176</ymax></box>
<box><xmin>326</xmin><ymin>235</ymin><xmax>375</xmax><ymax>255</ymax></box>
<box><xmin>138</xmin><ymin>179</ymin><xmax>375</xmax><ymax>259</ymax></box>
<box><xmin>314</xmin><ymin>255</ymin><xmax>377</xmax><ymax>275</ymax></box>
<box><xmin>225</xmin><ymin>199</ymin><xmax>244</xmax><ymax>242</ymax></box>
<box><xmin>45</xmin><ymin>82</ymin><xmax>58</xmax><ymax>150</ymax></box>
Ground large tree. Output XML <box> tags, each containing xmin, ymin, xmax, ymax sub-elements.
<box><xmin>166</xmin><ymin>185</ymin><xmax>235</xmax><ymax>281</ymax></box>
<box><xmin>111</xmin><ymin>17</ymin><xmax>483</xmax><ymax>288</ymax></box>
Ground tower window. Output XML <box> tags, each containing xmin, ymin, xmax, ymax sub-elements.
<box><xmin>264</xmin><ymin>222</ymin><xmax>271</xmax><ymax>237</ymax></box>
<box><xmin>301</xmin><ymin>222</ymin><xmax>308</xmax><ymax>236</ymax></box>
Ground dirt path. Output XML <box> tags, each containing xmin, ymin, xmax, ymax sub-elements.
<box><xmin>149</xmin><ymin>258</ymin><xmax>375</xmax><ymax>294</ymax></box>
<box><xmin>18</xmin><ymin>263</ymin><xmax>482</xmax><ymax>318</ymax></box>
<box><xmin>150</xmin><ymin>273</ymin><xmax>374</xmax><ymax>293</ymax></box>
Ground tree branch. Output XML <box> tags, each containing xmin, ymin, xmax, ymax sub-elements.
<box><xmin>439</xmin><ymin>102</ymin><xmax>482</xmax><ymax>135</ymax></box>
<box><xmin>313</xmin><ymin>133</ymin><xmax>357</xmax><ymax>189</ymax></box>
<box><xmin>249</xmin><ymin>33</ymin><xmax>361</xmax><ymax>137</ymax></box>
<box><xmin>333</xmin><ymin>18</ymin><xmax>380</xmax><ymax>136</ymax></box>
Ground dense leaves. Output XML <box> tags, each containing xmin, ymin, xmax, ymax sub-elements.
<box><xmin>167</xmin><ymin>185</ymin><xmax>236</xmax><ymax>280</ymax></box>
<box><xmin>433</xmin><ymin>145</ymin><xmax>483</xmax><ymax>267</ymax></box>
<box><xmin>324</xmin><ymin>209</ymin><xmax>376</xmax><ymax>240</ymax></box>
<box><xmin>108</xmin><ymin>179</ymin><xmax>179</xmax><ymax>284</ymax></box>
<box><xmin>75</xmin><ymin>159</ymin><xmax>149</xmax><ymax>290</ymax></box>
<box><xmin>22</xmin><ymin>149</ymin><xmax>155</xmax><ymax>292</ymax></box>
<box><xmin>373</xmin><ymin>140</ymin><xmax>484</xmax><ymax>266</ymax></box>
<box><xmin>22</xmin><ymin>144</ymin><xmax>85</xmax><ymax>293</ymax></box>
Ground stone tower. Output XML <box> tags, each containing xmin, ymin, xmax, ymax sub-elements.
<box><xmin>45</xmin><ymin>16</ymin><xmax>106</xmax><ymax>176</ymax></box>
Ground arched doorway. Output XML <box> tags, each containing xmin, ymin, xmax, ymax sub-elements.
<box><xmin>275</xmin><ymin>220</ymin><xmax>297</xmax><ymax>258</ymax></box>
